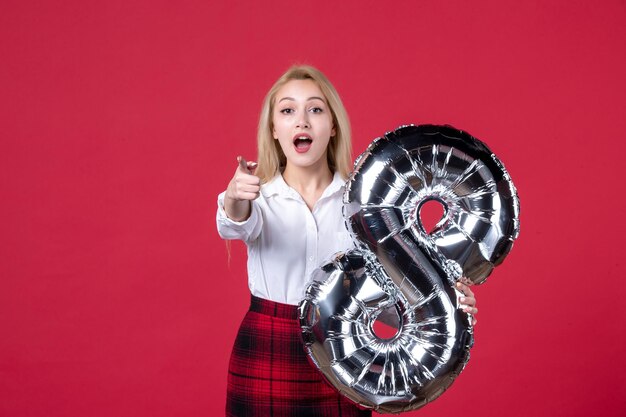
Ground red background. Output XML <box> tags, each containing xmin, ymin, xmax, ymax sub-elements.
<box><xmin>2</xmin><ymin>1</ymin><xmax>625</xmax><ymax>416</ymax></box>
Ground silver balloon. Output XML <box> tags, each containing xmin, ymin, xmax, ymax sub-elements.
<box><xmin>299</xmin><ymin>125</ymin><xmax>520</xmax><ymax>413</ymax></box>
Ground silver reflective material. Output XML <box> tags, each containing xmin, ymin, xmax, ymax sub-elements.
<box><xmin>299</xmin><ymin>125</ymin><xmax>520</xmax><ymax>413</ymax></box>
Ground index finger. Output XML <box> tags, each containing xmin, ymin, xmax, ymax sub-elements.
<box><xmin>237</xmin><ymin>156</ymin><xmax>249</xmax><ymax>173</ymax></box>
<box><xmin>456</xmin><ymin>282</ymin><xmax>474</xmax><ymax>297</ymax></box>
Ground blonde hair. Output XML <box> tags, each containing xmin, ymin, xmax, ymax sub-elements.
<box><xmin>255</xmin><ymin>65</ymin><xmax>352</xmax><ymax>183</ymax></box>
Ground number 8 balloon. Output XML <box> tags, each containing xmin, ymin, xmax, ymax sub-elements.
<box><xmin>299</xmin><ymin>125</ymin><xmax>520</xmax><ymax>413</ymax></box>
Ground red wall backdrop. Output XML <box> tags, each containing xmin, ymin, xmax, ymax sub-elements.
<box><xmin>1</xmin><ymin>1</ymin><xmax>625</xmax><ymax>416</ymax></box>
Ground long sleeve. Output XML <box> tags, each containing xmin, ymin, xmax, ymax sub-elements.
<box><xmin>216</xmin><ymin>191</ymin><xmax>263</xmax><ymax>242</ymax></box>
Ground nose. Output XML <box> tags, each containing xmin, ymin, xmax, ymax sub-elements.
<box><xmin>296</xmin><ymin>112</ymin><xmax>310</xmax><ymax>129</ymax></box>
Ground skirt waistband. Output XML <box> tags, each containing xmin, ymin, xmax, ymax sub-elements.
<box><xmin>250</xmin><ymin>295</ymin><xmax>299</xmax><ymax>320</ymax></box>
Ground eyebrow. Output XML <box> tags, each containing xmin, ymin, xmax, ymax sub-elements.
<box><xmin>277</xmin><ymin>96</ymin><xmax>326</xmax><ymax>103</ymax></box>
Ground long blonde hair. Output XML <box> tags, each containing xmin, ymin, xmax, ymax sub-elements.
<box><xmin>255</xmin><ymin>65</ymin><xmax>352</xmax><ymax>183</ymax></box>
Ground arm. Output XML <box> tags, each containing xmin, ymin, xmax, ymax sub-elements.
<box><xmin>216</xmin><ymin>156</ymin><xmax>263</xmax><ymax>242</ymax></box>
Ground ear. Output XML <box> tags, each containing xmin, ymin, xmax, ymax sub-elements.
<box><xmin>331</xmin><ymin>125</ymin><xmax>336</xmax><ymax>138</ymax></box>
<box><xmin>272</xmin><ymin>126</ymin><xmax>278</xmax><ymax>140</ymax></box>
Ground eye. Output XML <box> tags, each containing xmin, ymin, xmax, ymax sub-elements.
<box><xmin>310</xmin><ymin>107</ymin><xmax>324</xmax><ymax>113</ymax></box>
<box><xmin>280</xmin><ymin>108</ymin><xmax>294</xmax><ymax>114</ymax></box>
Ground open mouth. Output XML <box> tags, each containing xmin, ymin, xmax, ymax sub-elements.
<box><xmin>293</xmin><ymin>136</ymin><xmax>313</xmax><ymax>153</ymax></box>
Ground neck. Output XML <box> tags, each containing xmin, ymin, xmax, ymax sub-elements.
<box><xmin>283</xmin><ymin>163</ymin><xmax>334</xmax><ymax>194</ymax></box>
<box><xmin>282</xmin><ymin>159</ymin><xmax>334</xmax><ymax>210</ymax></box>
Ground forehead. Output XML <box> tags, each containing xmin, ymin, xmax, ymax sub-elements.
<box><xmin>274</xmin><ymin>79</ymin><xmax>327</xmax><ymax>102</ymax></box>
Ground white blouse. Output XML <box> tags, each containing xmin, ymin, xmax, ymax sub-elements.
<box><xmin>216</xmin><ymin>172</ymin><xmax>355</xmax><ymax>305</ymax></box>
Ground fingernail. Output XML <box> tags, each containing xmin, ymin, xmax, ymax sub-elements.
<box><xmin>460</xmin><ymin>297</ymin><xmax>466</xmax><ymax>302</ymax></box>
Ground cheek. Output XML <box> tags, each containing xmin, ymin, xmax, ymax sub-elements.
<box><xmin>272</xmin><ymin>118</ymin><xmax>281</xmax><ymax>139</ymax></box>
<box><xmin>325</xmin><ymin>116</ymin><xmax>335</xmax><ymax>136</ymax></box>
<box><xmin>272</xmin><ymin>117</ymin><xmax>290</xmax><ymax>138</ymax></box>
<box><xmin>276</xmin><ymin>137</ymin><xmax>291</xmax><ymax>152</ymax></box>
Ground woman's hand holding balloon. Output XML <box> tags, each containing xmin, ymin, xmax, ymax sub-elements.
<box><xmin>457</xmin><ymin>281</ymin><xmax>478</xmax><ymax>325</ymax></box>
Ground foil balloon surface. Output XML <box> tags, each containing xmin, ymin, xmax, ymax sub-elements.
<box><xmin>299</xmin><ymin>125</ymin><xmax>520</xmax><ymax>413</ymax></box>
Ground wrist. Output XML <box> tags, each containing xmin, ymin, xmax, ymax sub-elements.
<box><xmin>224</xmin><ymin>188</ymin><xmax>240</xmax><ymax>202</ymax></box>
<box><xmin>223</xmin><ymin>196</ymin><xmax>251</xmax><ymax>222</ymax></box>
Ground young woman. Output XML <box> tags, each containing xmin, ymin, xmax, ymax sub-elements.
<box><xmin>216</xmin><ymin>65</ymin><xmax>478</xmax><ymax>417</ymax></box>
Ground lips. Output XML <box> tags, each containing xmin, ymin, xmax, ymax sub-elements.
<box><xmin>293</xmin><ymin>134</ymin><xmax>313</xmax><ymax>153</ymax></box>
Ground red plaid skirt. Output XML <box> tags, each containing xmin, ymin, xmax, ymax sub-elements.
<box><xmin>226</xmin><ymin>296</ymin><xmax>371</xmax><ymax>417</ymax></box>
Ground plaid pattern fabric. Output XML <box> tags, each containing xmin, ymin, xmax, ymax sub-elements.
<box><xmin>226</xmin><ymin>296</ymin><xmax>372</xmax><ymax>417</ymax></box>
